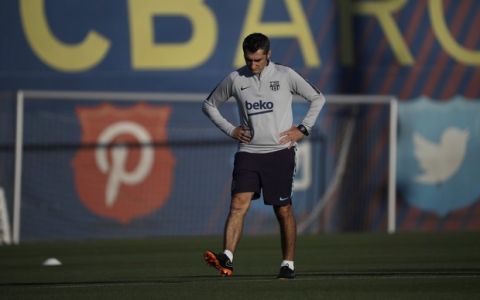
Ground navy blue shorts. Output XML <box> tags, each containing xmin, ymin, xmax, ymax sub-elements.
<box><xmin>231</xmin><ymin>147</ymin><xmax>296</xmax><ymax>206</ymax></box>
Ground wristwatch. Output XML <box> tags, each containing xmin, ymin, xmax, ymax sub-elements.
<box><xmin>297</xmin><ymin>124</ymin><xmax>309</xmax><ymax>136</ymax></box>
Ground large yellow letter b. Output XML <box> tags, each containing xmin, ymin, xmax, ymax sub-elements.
<box><xmin>129</xmin><ymin>0</ymin><xmax>217</xmax><ymax>69</ymax></box>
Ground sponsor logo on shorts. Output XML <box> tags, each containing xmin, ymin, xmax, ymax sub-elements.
<box><xmin>279</xmin><ymin>196</ymin><xmax>289</xmax><ymax>201</ymax></box>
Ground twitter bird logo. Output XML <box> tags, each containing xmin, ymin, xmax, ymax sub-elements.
<box><xmin>397</xmin><ymin>97</ymin><xmax>480</xmax><ymax>216</ymax></box>
<box><xmin>413</xmin><ymin>127</ymin><xmax>469</xmax><ymax>185</ymax></box>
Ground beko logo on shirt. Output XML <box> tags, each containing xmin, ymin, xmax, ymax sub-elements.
<box><xmin>245</xmin><ymin>100</ymin><xmax>274</xmax><ymax>116</ymax></box>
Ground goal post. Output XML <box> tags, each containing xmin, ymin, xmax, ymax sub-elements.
<box><xmin>0</xmin><ymin>187</ymin><xmax>12</xmax><ymax>245</ymax></box>
<box><xmin>12</xmin><ymin>90</ymin><xmax>397</xmax><ymax>241</ymax></box>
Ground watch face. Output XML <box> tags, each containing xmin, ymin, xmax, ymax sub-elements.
<box><xmin>298</xmin><ymin>125</ymin><xmax>308</xmax><ymax>136</ymax></box>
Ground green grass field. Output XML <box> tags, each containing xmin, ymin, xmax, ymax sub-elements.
<box><xmin>1</xmin><ymin>232</ymin><xmax>480</xmax><ymax>299</ymax></box>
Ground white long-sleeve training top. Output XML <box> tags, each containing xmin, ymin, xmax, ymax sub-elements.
<box><xmin>203</xmin><ymin>61</ymin><xmax>326</xmax><ymax>154</ymax></box>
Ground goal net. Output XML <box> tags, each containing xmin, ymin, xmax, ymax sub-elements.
<box><xmin>296</xmin><ymin>96</ymin><xmax>397</xmax><ymax>234</ymax></box>
<box><xmin>9</xmin><ymin>91</ymin><xmax>396</xmax><ymax>241</ymax></box>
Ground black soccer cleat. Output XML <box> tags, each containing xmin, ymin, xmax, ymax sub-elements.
<box><xmin>277</xmin><ymin>265</ymin><xmax>296</xmax><ymax>279</ymax></box>
<box><xmin>203</xmin><ymin>250</ymin><xmax>233</xmax><ymax>277</ymax></box>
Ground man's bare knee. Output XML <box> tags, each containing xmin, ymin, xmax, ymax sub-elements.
<box><xmin>274</xmin><ymin>204</ymin><xmax>294</xmax><ymax>220</ymax></box>
<box><xmin>230</xmin><ymin>193</ymin><xmax>253</xmax><ymax>216</ymax></box>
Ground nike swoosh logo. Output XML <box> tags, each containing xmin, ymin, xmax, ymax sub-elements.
<box><xmin>279</xmin><ymin>196</ymin><xmax>289</xmax><ymax>201</ymax></box>
<box><xmin>240</xmin><ymin>86</ymin><xmax>250</xmax><ymax>91</ymax></box>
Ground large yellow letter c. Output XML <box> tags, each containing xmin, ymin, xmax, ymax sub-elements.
<box><xmin>20</xmin><ymin>0</ymin><xmax>111</xmax><ymax>72</ymax></box>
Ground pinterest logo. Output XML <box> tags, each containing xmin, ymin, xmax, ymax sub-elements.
<box><xmin>95</xmin><ymin>121</ymin><xmax>154</xmax><ymax>207</ymax></box>
<box><xmin>72</xmin><ymin>103</ymin><xmax>175</xmax><ymax>224</ymax></box>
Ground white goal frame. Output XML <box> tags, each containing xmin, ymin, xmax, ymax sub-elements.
<box><xmin>12</xmin><ymin>90</ymin><xmax>398</xmax><ymax>243</ymax></box>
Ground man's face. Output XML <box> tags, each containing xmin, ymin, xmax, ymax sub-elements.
<box><xmin>244</xmin><ymin>49</ymin><xmax>271</xmax><ymax>75</ymax></box>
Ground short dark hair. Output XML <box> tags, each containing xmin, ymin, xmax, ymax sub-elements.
<box><xmin>242</xmin><ymin>33</ymin><xmax>270</xmax><ymax>54</ymax></box>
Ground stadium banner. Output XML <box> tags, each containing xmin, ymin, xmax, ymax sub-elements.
<box><xmin>0</xmin><ymin>0</ymin><xmax>478</xmax><ymax>100</ymax></box>
<box><xmin>1</xmin><ymin>0</ymin><xmax>480</xmax><ymax>239</ymax></box>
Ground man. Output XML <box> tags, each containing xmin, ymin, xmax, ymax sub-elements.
<box><xmin>202</xmin><ymin>33</ymin><xmax>325</xmax><ymax>279</ymax></box>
